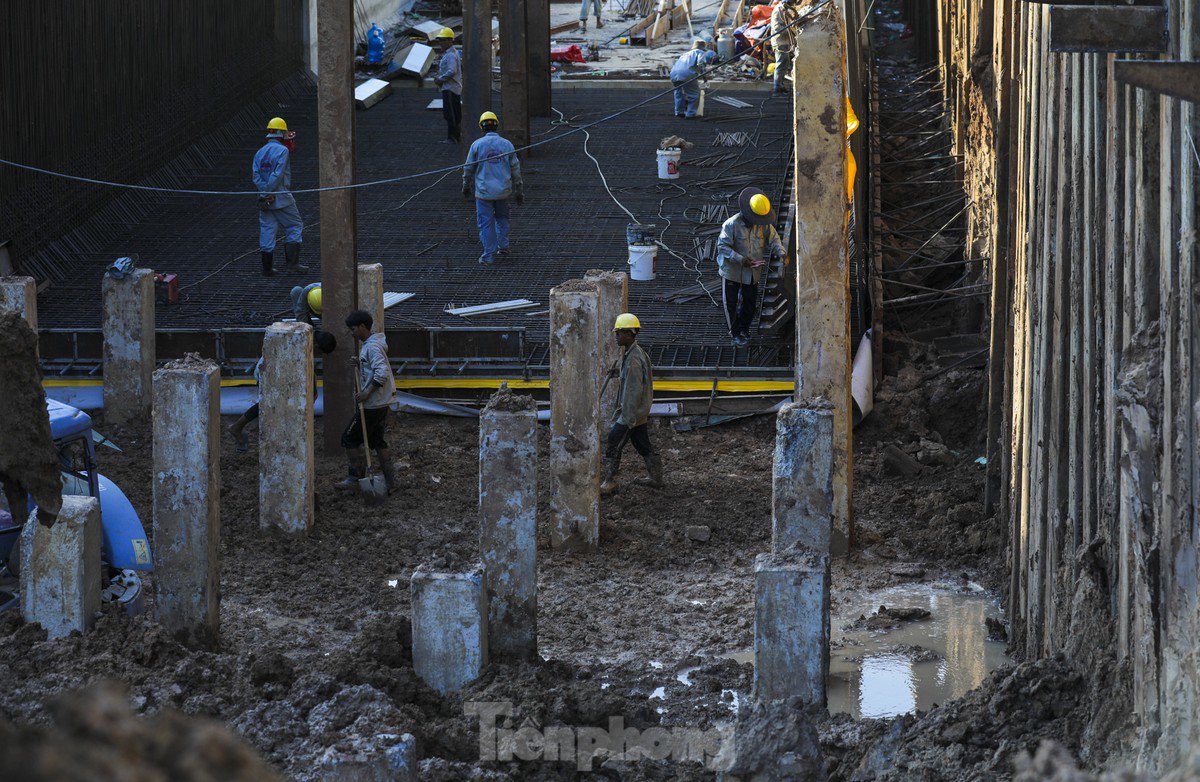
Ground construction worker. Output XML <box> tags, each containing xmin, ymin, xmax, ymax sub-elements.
<box><xmin>716</xmin><ymin>187</ymin><xmax>785</xmax><ymax>347</ymax></box>
<box><xmin>337</xmin><ymin>310</ymin><xmax>397</xmax><ymax>494</ymax></box>
<box><xmin>290</xmin><ymin>282</ymin><xmax>322</xmax><ymax>326</ymax></box>
<box><xmin>433</xmin><ymin>28</ymin><xmax>462</xmax><ymax>143</ymax></box>
<box><xmin>600</xmin><ymin>313</ymin><xmax>662</xmax><ymax>496</ymax></box>
<box><xmin>670</xmin><ymin>39</ymin><xmax>717</xmax><ymax>118</ymax></box>
<box><xmin>253</xmin><ymin>117</ymin><xmax>305</xmax><ymax>276</ymax></box>
<box><xmin>229</xmin><ymin>329</ymin><xmax>337</xmax><ymax>452</ymax></box>
<box><xmin>770</xmin><ymin>0</ymin><xmax>799</xmax><ymax>94</ymax></box>
<box><xmin>463</xmin><ymin>112</ymin><xmax>524</xmax><ymax>266</ymax></box>
<box><xmin>578</xmin><ymin>0</ymin><xmax>604</xmax><ymax>31</ymax></box>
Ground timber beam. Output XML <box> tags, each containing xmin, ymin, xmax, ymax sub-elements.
<box><xmin>1114</xmin><ymin>60</ymin><xmax>1200</xmax><ymax>104</ymax></box>
<box><xmin>1048</xmin><ymin>6</ymin><xmax>1168</xmax><ymax>53</ymax></box>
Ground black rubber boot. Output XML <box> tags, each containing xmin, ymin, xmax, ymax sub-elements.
<box><xmin>600</xmin><ymin>456</ymin><xmax>620</xmax><ymax>497</ymax></box>
<box><xmin>634</xmin><ymin>453</ymin><xmax>664</xmax><ymax>488</ymax></box>
<box><xmin>377</xmin><ymin>448</ymin><xmax>398</xmax><ymax>495</ymax></box>
<box><xmin>284</xmin><ymin>242</ymin><xmax>307</xmax><ymax>270</ymax></box>
<box><xmin>261</xmin><ymin>251</ymin><xmax>274</xmax><ymax>277</ymax></box>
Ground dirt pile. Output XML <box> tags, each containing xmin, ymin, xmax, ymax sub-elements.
<box><xmin>0</xmin><ymin>312</ymin><xmax>61</xmax><ymax>518</ymax></box>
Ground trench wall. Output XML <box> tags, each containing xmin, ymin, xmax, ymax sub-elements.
<box><xmin>927</xmin><ymin>0</ymin><xmax>1200</xmax><ymax>771</ymax></box>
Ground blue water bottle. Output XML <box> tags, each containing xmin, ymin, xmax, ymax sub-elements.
<box><xmin>367</xmin><ymin>23</ymin><xmax>385</xmax><ymax>64</ymax></box>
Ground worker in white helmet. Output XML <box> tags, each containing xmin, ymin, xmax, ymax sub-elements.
<box><xmin>433</xmin><ymin>28</ymin><xmax>463</xmax><ymax>143</ymax></box>
<box><xmin>253</xmin><ymin>117</ymin><xmax>305</xmax><ymax>276</ymax></box>
<box><xmin>717</xmin><ymin>187</ymin><xmax>786</xmax><ymax>347</ymax></box>
<box><xmin>601</xmin><ymin>313</ymin><xmax>662</xmax><ymax>496</ymax></box>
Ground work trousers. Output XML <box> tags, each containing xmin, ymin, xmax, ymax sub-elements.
<box><xmin>476</xmin><ymin>198</ymin><xmax>511</xmax><ymax>262</ymax></box>
<box><xmin>341</xmin><ymin>406</ymin><xmax>390</xmax><ymax>451</ymax></box>
<box><xmin>579</xmin><ymin>0</ymin><xmax>602</xmax><ymax>19</ymax></box>
<box><xmin>258</xmin><ymin>202</ymin><xmax>303</xmax><ymax>252</ymax></box>
<box><xmin>722</xmin><ymin>277</ymin><xmax>758</xmax><ymax>337</ymax></box>
<box><xmin>774</xmin><ymin>49</ymin><xmax>793</xmax><ymax>90</ymax></box>
<box><xmin>441</xmin><ymin>90</ymin><xmax>462</xmax><ymax>141</ymax></box>
<box><xmin>672</xmin><ymin>80</ymin><xmax>701</xmax><ymax>117</ymax></box>
<box><xmin>605</xmin><ymin>422</ymin><xmax>654</xmax><ymax>462</ymax></box>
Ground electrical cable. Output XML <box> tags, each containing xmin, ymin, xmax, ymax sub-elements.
<box><xmin>0</xmin><ymin>0</ymin><xmax>829</xmax><ymax>198</ymax></box>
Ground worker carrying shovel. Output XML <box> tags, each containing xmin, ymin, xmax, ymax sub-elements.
<box><xmin>336</xmin><ymin>310</ymin><xmax>398</xmax><ymax>495</ymax></box>
<box><xmin>600</xmin><ymin>313</ymin><xmax>663</xmax><ymax>496</ymax></box>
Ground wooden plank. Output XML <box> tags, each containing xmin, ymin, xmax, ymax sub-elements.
<box><xmin>1066</xmin><ymin>54</ymin><xmax>1083</xmax><ymax>580</ymax></box>
<box><xmin>713</xmin><ymin>0</ymin><xmax>731</xmax><ymax>37</ymax></box>
<box><xmin>1113</xmin><ymin>60</ymin><xmax>1200</xmax><ymax>104</ymax></box>
<box><xmin>1101</xmin><ymin>55</ymin><xmax>1123</xmax><ymax>634</ymax></box>
<box><xmin>549</xmin><ymin>19</ymin><xmax>582</xmax><ymax>35</ymax></box>
<box><xmin>1049</xmin><ymin>6</ymin><xmax>1168</xmax><ymax>53</ymax></box>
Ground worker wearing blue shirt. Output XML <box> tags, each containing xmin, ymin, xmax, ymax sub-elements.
<box><xmin>462</xmin><ymin>112</ymin><xmax>524</xmax><ymax>266</ymax></box>
<box><xmin>252</xmin><ymin>117</ymin><xmax>304</xmax><ymax>276</ymax></box>
<box><xmin>433</xmin><ymin>28</ymin><xmax>462</xmax><ymax>143</ymax></box>
<box><xmin>670</xmin><ymin>40</ymin><xmax>716</xmax><ymax>118</ymax></box>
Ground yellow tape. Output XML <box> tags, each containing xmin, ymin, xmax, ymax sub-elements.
<box><xmin>45</xmin><ymin>377</ymin><xmax>794</xmax><ymax>393</ymax></box>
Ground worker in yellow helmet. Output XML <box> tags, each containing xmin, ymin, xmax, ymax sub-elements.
<box><xmin>433</xmin><ymin>28</ymin><xmax>462</xmax><ymax>143</ymax></box>
<box><xmin>716</xmin><ymin>187</ymin><xmax>786</xmax><ymax>347</ymax></box>
<box><xmin>289</xmin><ymin>282</ymin><xmax>322</xmax><ymax>326</ymax></box>
<box><xmin>463</xmin><ymin>112</ymin><xmax>524</xmax><ymax>265</ymax></box>
<box><xmin>601</xmin><ymin>313</ymin><xmax>663</xmax><ymax>496</ymax></box>
<box><xmin>253</xmin><ymin>117</ymin><xmax>304</xmax><ymax>276</ymax></box>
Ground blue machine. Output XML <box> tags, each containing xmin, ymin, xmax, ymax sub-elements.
<box><xmin>0</xmin><ymin>400</ymin><xmax>151</xmax><ymax>611</ymax></box>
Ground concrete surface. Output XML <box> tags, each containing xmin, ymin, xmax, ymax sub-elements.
<box><xmin>772</xmin><ymin>402</ymin><xmax>834</xmax><ymax>554</ymax></box>
<box><xmin>19</xmin><ymin>495</ymin><xmax>101</xmax><ymax>639</ymax></box>
<box><xmin>357</xmin><ymin>263</ymin><xmax>385</xmax><ymax>333</ymax></box>
<box><xmin>410</xmin><ymin>564</ymin><xmax>488</xmax><ymax>694</ymax></box>
<box><xmin>754</xmin><ymin>549</ymin><xmax>829</xmax><ymax>705</ymax></box>
<box><xmin>0</xmin><ymin>276</ymin><xmax>36</xmax><ymax>329</ymax></box>
<box><xmin>102</xmin><ymin>268</ymin><xmax>155</xmax><ymax>425</ymax></box>
<box><xmin>259</xmin><ymin>322</ymin><xmax>315</xmax><ymax>533</ymax></box>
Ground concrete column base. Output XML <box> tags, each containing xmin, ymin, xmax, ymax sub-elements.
<box><xmin>583</xmin><ymin>269</ymin><xmax>629</xmax><ymax>428</ymax></box>
<box><xmin>772</xmin><ymin>402</ymin><xmax>836</xmax><ymax>554</ymax></box>
<box><xmin>20</xmin><ymin>495</ymin><xmax>101</xmax><ymax>639</ymax></box>
<box><xmin>0</xmin><ymin>276</ymin><xmax>37</xmax><ymax>329</ymax></box>
<box><xmin>411</xmin><ymin>564</ymin><xmax>488</xmax><ymax>694</ymax></box>
<box><xmin>754</xmin><ymin>550</ymin><xmax>830</xmax><ymax>705</ymax></box>
<box><xmin>356</xmin><ymin>263</ymin><xmax>385</xmax><ymax>333</ymax></box>
<box><xmin>259</xmin><ymin>322</ymin><xmax>315</xmax><ymax>534</ymax></box>
<box><xmin>102</xmin><ymin>268</ymin><xmax>156</xmax><ymax>425</ymax></box>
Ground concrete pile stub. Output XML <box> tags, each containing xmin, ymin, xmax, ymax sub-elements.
<box><xmin>316</xmin><ymin>733</ymin><xmax>417</xmax><ymax>782</ymax></box>
<box><xmin>479</xmin><ymin>388</ymin><xmax>538</xmax><ymax>659</ymax></box>
<box><xmin>259</xmin><ymin>322</ymin><xmax>315</xmax><ymax>534</ymax></box>
<box><xmin>549</xmin><ymin>280</ymin><xmax>601</xmax><ymax>551</ymax></box>
<box><xmin>410</xmin><ymin>564</ymin><xmax>488</xmax><ymax>694</ymax></box>
<box><xmin>102</xmin><ymin>268</ymin><xmax>156</xmax><ymax>425</ymax></box>
<box><xmin>19</xmin><ymin>495</ymin><xmax>101</xmax><ymax>639</ymax></box>
<box><xmin>772</xmin><ymin>402</ymin><xmax>836</xmax><ymax>554</ymax></box>
<box><xmin>754</xmin><ymin>548</ymin><xmax>830</xmax><ymax>705</ymax></box>
<box><xmin>0</xmin><ymin>276</ymin><xmax>37</xmax><ymax>329</ymax></box>
<box><xmin>583</xmin><ymin>269</ymin><xmax>629</xmax><ymax>429</ymax></box>
<box><xmin>356</xmin><ymin>263</ymin><xmax>385</xmax><ymax>332</ymax></box>
<box><xmin>152</xmin><ymin>356</ymin><xmax>221</xmax><ymax>646</ymax></box>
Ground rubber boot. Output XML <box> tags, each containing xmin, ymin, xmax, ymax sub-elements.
<box><xmin>377</xmin><ymin>448</ymin><xmax>398</xmax><ymax>495</ymax></box>
<box><xmin>580</xmin><ymin>18</ymin><xmax>587</xmax><ymax>31</ymax></box>
<box><xmin>261</xmin><ymin>251</ymin><xmax>274</xmax><ymax>277</ymax></box>
<box><xmin>284</xmin><ymin>242</ymin><xmax>308</xmax><ymax>271</ymax></box>
<box><xmin>600</xmin><ymin>456</ymin><xmax>620</xmax><ymax>497</ymax></box>
<box><xmin>595</xmin><ymin>15</ymin><xmax>604</xmax><ymax>28</ymax></box>
<box><xmin>634</xmin><ymin>453</ymin><xmax>664</xmax><ymax>488</ymax></box>
<box><xmin>335</xmin><ymin>450</ymin><xmax>365</xmax><ymax>490</ymax></box>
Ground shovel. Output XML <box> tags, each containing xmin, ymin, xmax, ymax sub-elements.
<box><xmin>352</xmin><ymin>369</ymin><xmax>388</xmax><ymax>505</ymax></box>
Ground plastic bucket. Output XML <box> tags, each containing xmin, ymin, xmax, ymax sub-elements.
<box><xmin>626</xmin><ymin>223</ymin><xmax>656</xmax><ymax>245</ymax></box>
<box><xmin>656</xmin><ymin>148</ymin><xmax>681</xmax><ymax>180</ymax></box>
<box><xmin>628</xmin><ymin>243</ymin><xmax>657</xmax><ymax>281</ymax></box>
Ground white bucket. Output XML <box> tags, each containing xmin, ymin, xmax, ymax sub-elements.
<box><xmin>656</xmin><ymin>147</ymin><xmax>681</xmax><ymax>180</ymax></box>
<box><xmin>628</xmin><ymin>243</ymin><xmax>657</xmax><ymax>281</ymax></box>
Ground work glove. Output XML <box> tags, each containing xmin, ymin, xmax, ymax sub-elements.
<box><xmin>257</xmin><ymin>195</ymin><xmax>276</xmax><ymax>210</ymax></box>
<box><xmin>515</xmin><ymin>192</ymin><xmax>525</xmax><ymax>205</ymax></box>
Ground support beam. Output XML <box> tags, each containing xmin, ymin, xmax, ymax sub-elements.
<box><xmin>583</xmin><ymin>269</ymin><xmax>629</xmax><ymax>435</ymax></box>
<box><xmin>152</xmin><ymin>358</ymin><xmax>221</xmax><ymax>646</ymax></box>
<box><xmin>499</xmin><ymin>0</ymin><xmax>530</xmax><ymax>152</ymax></box>
<box><xmin>0</xmin><ymin>276</ymin><xmax>36</xmax><ymax>329</ymax></box>
<box><xmin>259</xmin><ymin>322</ymin><xmax>315</xmax><ymax>534</ymax></box>
<box><xmin>462</xmin><ymin>0</ymin><xmax>494</xmax><ymax>149</ymax></box>
<box><xmin>754</xmin><ymin>549</ymin><xmax>829</xmax><ymax>705</ymax></box>
<box><xmin>549</xmin><ymin>281</ymin><xmax>601</xmax><ymax>551</ymax></box>
<box><xmin>772</xmin><ymin>403</ymin><xmax>835</xmax><ymax>554</ymax></box>
<box><xmin>1114</xmin><ymin>60</ymin><xmax>1200</xmax><ymax>105</ymax></box>
<box><xmin>20</xmin><ymin>495</ymin><xmax>101</xmax><ymax>640</ymax></box>
<box><xmin>479</xmin><ymin>389</ymin><xmax>538</xmax><ymax>659</ymax></box>
<box><xmin>791</xmin><ymin>6</ymin><xmax>851</xmax><ymax>553</ymax></box>
<box><xmin>317</xmin><ymin>0</ymin><xmax>358</xmax><ymax>450</ymax></box>
<box><xmin>526</xmin><ymin>0</ymin><xmax>551</xmax><ymax>117</ymax></box>
<box><xmin>102</xmin><ymin>268</ymin><xmax>155</xmax><ymax>426</ymax></box>
<box><xmin>1048</xmin><ymin>6</ymin><xmax>1168</xmax><ymax>53</ymax></box>
<box><xmin>357</xmin><ymin>263</ymin><xmax>385</xmax><ymax>332</ymax></box>
<box><xmin>410</xmin><ymin>565</ymin><xmax>488</xmax><ymax>694</ymax></box>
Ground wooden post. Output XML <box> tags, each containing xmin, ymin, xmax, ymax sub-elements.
<box><xmin>526</xmin><ymin>0</ymin><xmax>550</xmax><ymax>117</ymax></box>
<box><xmin>791</xmin><ymin>6</ymin><xmax>850</xmax><ymax>553</ymax></box>
<box><xmin>463</xmin><ymin>0</ymin><xmax>494</xmax><ymax>149</ymax></box>
<box><xmin>317</xmin><ymin>0</ymin><xmax>358</xmax><ymax>451</ymax></box>
<box><xmin>500</xmin><ymin>0</ymin><xmax>530</xmax><ymax>152</ymax></box>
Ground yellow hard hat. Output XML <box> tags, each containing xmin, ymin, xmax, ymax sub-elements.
<box><xmin>307</xmin><ymin>286</ymin><xmax>322</xmax><ymax>315</ymax></box>
<box><xmin>479</xmin><ymin>111</ymin><xmax>499</xmax><ymax>127</ymax></box>
<box><xmin>749</xmin><ymin>193</ymin><xmax>772</xmax><ymax>216</ymax></box>
<box><xmin>267</xmin><ymin>117</ymin><xmax>288</xmax><ymax>132</ymax></box>
<box><xmin>767</xmin><ymin>62</ymin><xmax>778</xmax><ymax>75</ymax></box>
<box><xmin>613</xmin><ymin>313</ymin><xmax>641</xmax><ymax>331</ymax></box>
<box><xmin>436</xmin><ymin>27</ymin><xmax>455</xmax><ymax>39</ymax></box>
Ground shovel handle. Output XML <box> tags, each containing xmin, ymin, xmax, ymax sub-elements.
<box><xmin>352</xmin><ymin>355</ymin><xmax>374</xmax><ymax>472</ymax></box>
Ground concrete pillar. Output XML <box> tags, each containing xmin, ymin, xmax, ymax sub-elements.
<box><xmin>259</xmin><ymin>322</ymin><xmax>315</xmax><ymax>534</ymax></box>
<box><xmin>754</xmin><ymin>549</ymin><xmax>829</xmax><ymax>705</ymax></box>
<box><xmin>102</xmin><ymin>268</ymin><xmax>155</xmax><ymax>425</ymax></box>
<box><xmin>410</xmin><ymin>565</ymin><xmax>488</xmax><ymax>694</ymax></box>
<box><xmin>549</xmin><ymin>281</ymin><xmax>601</xmax><ymax>551</ymax></box>
<box><xmin>479</xmin><ymin>389</ymin><xmax>538</xmax><ymax>659</ymax></box>
<box><xmin>792</xmin><ymin>6</ymin><xmax>851</xmax><ymax>553</ymax></box>
<box><xmin>356</xmin><ymin>263</ymin><xmax>385</xmax><ymax>333</ymax></box>
<box><xmin>772</xmin><ymin>403</ymin><xmax>836</xmax><ymax>554</ymax></box>
<box><xmin>19</xmin><ymin>495</ymin><xmax>101</xmax><ymax>639</ymax></box>
<box><xmin>152</xmin><ymin>357</ymin><xmax>220</xmax><ymax>646</ymax></box>
<box><xmin>584</xmin><ymin>269</ymin><xmax>629</xmax><ymax>432</ymax></box>
<box><xmin>0</xmin><ymin>276</ymin><xmax>37</xmax><ymax>329</ymax></box>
